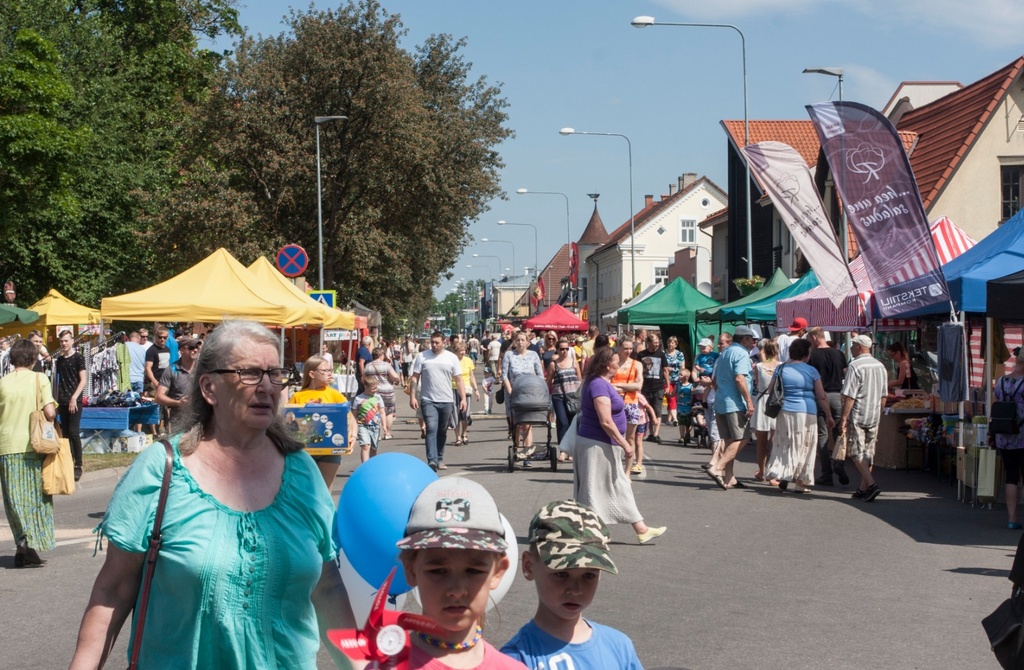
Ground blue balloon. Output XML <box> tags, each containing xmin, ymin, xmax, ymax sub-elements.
<box><xmin>335</xmin><ymin>453</ymin><xmax>437</xmax><ymax>595</ymax></box>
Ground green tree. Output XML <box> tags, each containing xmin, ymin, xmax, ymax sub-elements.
<box><xmin>152</xmin><ymin>0</ymin><xmax>511</xmax><ymax>332</ymax></box>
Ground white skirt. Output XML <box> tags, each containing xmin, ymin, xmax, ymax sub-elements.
<box><xmin>765</xmin><ymin>410</ymin><xmax>817</xmax><ymax>485</ymax></box>
<box><xmin>572</xmin><ymin>435</ymin><xmax>642</xmax><ymax>525</ymax></box>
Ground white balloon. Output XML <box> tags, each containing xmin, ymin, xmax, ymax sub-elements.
<box><xmin>409</xmin><ymin>513</ymin><xmax>519</xmax><ymax>613</ymax></box>
<box><xmin>337</xmin><ymin>545</ymin><xmax>407</xmax><ymax>627</ymax></box>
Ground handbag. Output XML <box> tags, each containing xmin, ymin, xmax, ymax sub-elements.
<box><xmin>563</xmin><ymin>390</ymin><xmax>582</xmax><ymax>416</ymax></box>
<box><xmin>30</xmin><ymin>374</ymin><xmax>61</xmax><ymax>455</ymax></box>
<box><xmin>984</xmin><ymin>587</ymin><xmax>1024</xmax><ymax>669</ymax></box>
<box><xmin>832</xmin><ymin>431</ymin><xmax>847</xmax><ymax>461</ymax></box>
<box><xmin>558</xmin><ymin>414</ymin><xmax>579</xmax><ymax>457</ymax></box>
<box><xmin>764</xmin><ymin>363</ymin><xmax>785</xmax><ymax>419</ymax></box>
<box><xmin>992</xmin><ymin>377</ymin><xmax>1024</xmax><ymax>436</ymax></box>
<box><xmin>42</xmin><ymin>432</ymin><xmax>75</xmax><ymax>495</ymax></box>
<box><xmin>128</xmin><ymin>440</ymin><xmax>174</xmax><ymax>670</ymax></box>
<box><xmin>495</xmin><ymin>386</ymin><xmax>505</xmax><ymax>405</ymax></box>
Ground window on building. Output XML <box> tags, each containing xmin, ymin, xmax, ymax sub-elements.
<box><xmin>679</xmin><ymin>218</ymin><xmax>696</xmax><ymax>245</ymax></box>
<box><xmin>655</xmin><ymin>266</ymin><xmax>669</xmax><ymax>284</ymax></box>
<box><xmin>579</xmin><ymin>277</ymin><xmax>588</xmax><ymax>302</ymax></box>
<box><xmin>1003</xmin><ymin>165</ymin><xmax>1023</xmax><ymax>221</ymax></box>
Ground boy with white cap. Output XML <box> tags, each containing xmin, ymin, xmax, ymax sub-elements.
<box><xmin>501</xmin><ymin>500</ymin><xmax>643</xmax><ymax>669</ymax></box>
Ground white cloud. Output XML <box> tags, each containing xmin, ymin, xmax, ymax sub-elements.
<box><xmin>653</xmin><ymin>0</ymin><xmax>1024</xmax><ymax>48</ymax></box>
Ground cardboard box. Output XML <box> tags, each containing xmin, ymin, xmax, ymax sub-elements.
<box><xmin>282</xmin><ymin>403</ymin><xmax>350</xmax><ymax>456</ymax></box>
<box><xmin>113</xmin><ymin>432</ymin><xmax>150</xmax><ymax>453</ymax></box>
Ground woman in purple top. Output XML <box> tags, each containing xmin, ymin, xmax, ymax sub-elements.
<box><xmin>572</xmin><ymin>347</ymin><xmax>666</xmax><ymax>544</ymax></box>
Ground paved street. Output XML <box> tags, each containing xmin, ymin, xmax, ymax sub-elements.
<box><xmin>1</xmin><ymin>406</ymin><xmax>1015</xmax><ymax>669</ymax></box>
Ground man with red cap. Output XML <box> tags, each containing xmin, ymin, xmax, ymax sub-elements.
<box><xmin>776</xmin><ymin>317</ymin><xmax>808</xmax><ymax>363</ymax></box>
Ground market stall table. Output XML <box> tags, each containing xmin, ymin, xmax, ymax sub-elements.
<box><xmin>79</xmin><ymin>404</ymin><xmax>161</xmax><ymax>453</ymax></box>
<box><xmin>873</xmin><ymin>408</ymin><xmax>931</xmax><ymax>469</ymax></box>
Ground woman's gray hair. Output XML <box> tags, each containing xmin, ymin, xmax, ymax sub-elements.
<box><xmin>175</xmin><ymin>320</ymin><xmax>302</xmax><ymax>455</ymax></box>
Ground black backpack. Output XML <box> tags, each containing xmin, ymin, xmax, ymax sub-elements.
<box><xmin>991</xmin><ymin>377</ymin><xmax>1024</xmax><ymax>436</ymax></box>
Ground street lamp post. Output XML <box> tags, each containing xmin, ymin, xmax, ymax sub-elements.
<box><xmin>314</xmin><ymin>115</ymin><xmax>348</xmax><ymax>291</ymax></box>
<box><xmin>515</xmin><ymin>189</ymin><xmax>571</xmax><ymax>265</ymax></box>
<box><xmin>559</xmin><ymin>128</ymin><xmax>636</xmax><ymax>293</ymax></box>
<box><xmin>631</xmin><ymin>16</ymin><xmax>752</xmax><ymax>279</ymax></box>
<box><xmin>472</xmin><ymin>254</ymin><xmax>504</xmax><ymax>279</ymax></box>
<box><xmin>497</xmin><ymin>220</ymin><xmax>538</xmax><ymax>280</ymax></box>
<box><xmin>480</xmin><ymin>239</ymin><xmax>515</xmax><ymax>287</ymax></box>
<box><xmin>803</xmin><ymin>67</ymin><xmax>847</xmax><ymax>261</ymax></box>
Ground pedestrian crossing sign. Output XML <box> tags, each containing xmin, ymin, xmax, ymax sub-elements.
<box><xmin>308</xmin><ymin>290</ymin><xmax>336</xmax><ymax>308</ymax></box>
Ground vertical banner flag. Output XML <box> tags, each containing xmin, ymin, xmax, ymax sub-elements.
<box><xmin>568</xmin><ymin>242</ymin><xmax>580</xmax><ymax>286</ymax></box>
<box><xmin>741</xmin><ymin>141</ymin><xmax>855</xmax><ymax>308</ymax></box>
<box><xmin>807</xmin><ymin>101</ymin><xmax>950</xmax><ymax>317</ymax></box>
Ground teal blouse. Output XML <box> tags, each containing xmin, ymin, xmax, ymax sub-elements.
<box><xmin>100</xmin><ymin>436</ymin><xmax>336</xmax><ymax>669</ymax></box>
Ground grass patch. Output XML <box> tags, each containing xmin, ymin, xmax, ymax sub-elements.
<box><xmin>83</xmin><ymin>453</ymin><xmax>139</xmax><ymax>472</ymax></box>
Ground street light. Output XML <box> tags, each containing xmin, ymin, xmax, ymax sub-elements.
<box><xmin>515</xmin><ymin>188</ymin><xmax>571</xmax><ymax>264</ymax></box>
<box><xmin>803</xmin><ymin>66</ymin><xmax>847</xmax><ymax>261</ymax></box>
<box><xmin>497</xmin><ymin>220</ymin><xmax>538</xmax><ymax>280</ymax></box>
<box><xmin>472</xmin><ymin>254</ymin><xmax>504</xmax><ymax>279</ymax></box>
<box><xmin>631</xmin><ymin>16</ymin><xmax>753</xmax><ymax>279</ymax></box>
<box><xmin>314</xmin><ymin>115</ymin><xmax>348</xmax><ymax>291</ymax></box>
<box><xmin>480</xmin><ymin>238</ymin><xmax>515</xmax><ymax>286</ymax></box>
<box><xmin>559</xmin><ymin>127</ymin><xmax>636</xmax><ymax>292</ymax></box>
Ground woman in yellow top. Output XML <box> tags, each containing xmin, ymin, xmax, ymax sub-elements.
<box><xmin>290</xmin><ymin>355</ymin><xmax>357</xmax><ymax>489</ymax></box>
<box><xmin>452</xmin><ymin>341</ymin><xmax>480</xmax><ymax>445</ymax></box>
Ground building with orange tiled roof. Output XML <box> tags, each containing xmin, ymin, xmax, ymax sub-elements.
<box><xmin>585</xmin><ymin>174</ymin><xmax>726</xmax><ymax>322</ymax></box>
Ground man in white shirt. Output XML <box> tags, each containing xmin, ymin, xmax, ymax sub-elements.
<box><xmin>409</xmin><ymin>331</ymin><xmax>466</xmax><ymax>471</ymax></box>
<box><xmin>840</xmin><ymin>334</ymin><xmax>888</xmax><ymax>502</ymax></box>
<box><xmin>776</xmin><ymin>317</ymin><xmax>807</xmax><ymax>362</ymax></box>
<box><xmin>486</xmin><ymin>333</ymin><xmax>502</xmax><ymax>370</ymax></box>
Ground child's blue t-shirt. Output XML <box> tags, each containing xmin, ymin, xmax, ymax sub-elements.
<box><xmin>677</xmin><ymin>382</ymin><xmax>693</xmax><ymax>415</ymax></box>
<box><xmin>500</xmin><ymin>619</ymin><xmax>643</xmax><ymax>670</ymax></box>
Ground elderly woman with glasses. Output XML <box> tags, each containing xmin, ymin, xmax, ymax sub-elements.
<box><xmin>291</xmin><ymin>354</ymin><xmax>357</xmax><ymax>488</ymax></box>
<box><xmin>70</xmin><ymin>321</ymin><xmax>356</xmax><ymax>670</ymax></box>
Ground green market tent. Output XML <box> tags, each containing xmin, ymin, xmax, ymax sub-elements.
<box><xmin>696</xmin><ymin>268</ymin><xmax>793</xmax><ymax>322</ymax></box>
<box><xmin>0</xmin><ymin>304</ymin><xmax>39</xmax><ymax>326</ymax></box>
<box><xmin>619</xmin><ymin>277</ymin><xmax>721</xmax><ymax>354</ymax></box>
<box><xmin>742</xmin><ymin>270</ymin><xmax>821</xmax><ymax>323</ymax></box>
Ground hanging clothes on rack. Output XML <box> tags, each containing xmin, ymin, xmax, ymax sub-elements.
<box><xmin>0</xmin><ymin>349</ymin><xmax>11</xmax><ymax>379</ymax></box>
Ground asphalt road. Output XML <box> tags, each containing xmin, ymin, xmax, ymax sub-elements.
<box><xmin>1</xmin><ymin>402</ymin><xmax>1015</xmax><ymax>669</ymax></box>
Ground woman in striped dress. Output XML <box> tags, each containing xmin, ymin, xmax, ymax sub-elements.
<box><xmin>0</xmin><ymin>339</ymin><xmax>57</xmax><ymax>566</ymax></box>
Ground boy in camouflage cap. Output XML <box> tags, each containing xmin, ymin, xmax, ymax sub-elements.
<box><xmin>500</xmin><ymin>500</ymin><xmax>643</xmax><ymax>668</ymax></box>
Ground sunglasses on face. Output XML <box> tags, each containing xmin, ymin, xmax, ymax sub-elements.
<box><xmin>558</xmin><ymin>347</ymin><xmax>569</xmax><ymax>352</ymax></box>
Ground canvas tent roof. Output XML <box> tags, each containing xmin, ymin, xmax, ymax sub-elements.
<box><xmin>618</xmin><ymin>277</ymin><xmax>721</xmax><ymax>326</ymax></box>
<box><xmin>602</xmin><ymin>282</ymin><xmax>665</xmax><ymax>323</ymax></box>
<box><xmin>0</xmin><ymin>289</ymin><xmax>98</xmax><ymax>339</ymax></box>
<box><xmin>523</xmin><ymin>304</ymin><xmax>589</xmax><ymax>332</ymax></box>
<box><xmin>740</xmin><ymin>271</ymin><xmax>820</xmax><ymax>323</ymax></box>
<box><xmin>697</xmin><ymin>268</ymin><xmax>792</xmax><ymax>322</ymax></box>
<box><xmin>247</xmin><ymin>257</ymin><xmax>357</xmax><ymax>330</ymax></box>
<box><xmin>102</xmin><ymin>248</ymin><xmax>317</xmax><ymax>325</ymax></box>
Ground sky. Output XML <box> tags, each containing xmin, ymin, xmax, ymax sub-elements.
<box><xmin>214</xmin><ymin>0</ymin><xmax>1024</xmax><ymax>301</ymax></box>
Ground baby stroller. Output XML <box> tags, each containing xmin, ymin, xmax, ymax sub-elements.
<box><xmin>507</xmin><ymin>374</ymin><xmax>558</xmax><ymax>473</ymax></box>
<box><xmin>689</xmin><ymin>386</ymin><xmax>709</xmax><ymax>450</ymax></box>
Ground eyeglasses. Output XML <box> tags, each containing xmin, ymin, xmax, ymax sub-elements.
<box><xmin>156</xmin><ymin>336</ymin><xmax>167</xmax><ymax>341</ymax></box>
<box><xmin>315</xmin><ymin>368</ymin><xmax>333</xmax><ymax>374</ymax></box>
<box><xmin>211</xmin><ymin>368</ymin><xmax>293</xmax><ymax>385</ymax></box>
<box><xmin>558</xmin><ymin>347</ymin><xmax>569</xmax><ymax>352</ymax></box>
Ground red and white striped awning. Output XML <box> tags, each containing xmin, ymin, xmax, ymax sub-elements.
<box><xmin>775</xmin><ymin>217</ymin><xmax>976</xmax><ymax>329</ymax></box>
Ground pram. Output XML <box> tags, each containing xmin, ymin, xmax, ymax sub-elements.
<box><xmin>688</xmin><ymin>386</ymin><xmax>709</xmax><ymax>450</ymax></box>
<box><xmin>507</xmin><ymin>374</ymin><xmax>558</xmax><ymax>472</ymax></box>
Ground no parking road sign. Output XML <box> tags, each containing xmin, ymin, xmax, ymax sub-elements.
<box><xmin>276</xmin><ymin>244</ymin><xmax>309</xmax><ymax>278</ymax></box>
<box><xmin>308</xmin><ymin>290</ymin><xmax>336</xmax><ymax>308</ymax></box>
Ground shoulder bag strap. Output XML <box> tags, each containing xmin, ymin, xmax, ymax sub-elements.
<box><xmin>35</xmin><ymin>372</ymin><xmax>43</xmax><ymax>412</ymax></box>
<box><xmin>128</xmin><ymin>439</ymin><xmax>174</xmax><ymax>670</ymax></box>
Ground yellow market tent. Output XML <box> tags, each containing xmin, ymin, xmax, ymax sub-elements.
<box><xmin>247</xmin><ymin>257</ymin><xmax>357</xmax><ymax>330</ymax></box>
<box><xmin>0</xmin><ymin>289</ymin><xmax>100</xmax><ymax>340</ymax></box>
<box><xmin>101</xmin><ymin>248</ymin><xmax>325</xmax><ymax>325</ymax></box>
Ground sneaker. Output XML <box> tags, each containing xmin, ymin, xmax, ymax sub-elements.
<box><xmin>437</xmin><ymin>462</ymin><xmax>448</xmax><ymax>470</ymax></box>
<box><xmin>833</xmin><ymin>461</ymin><xmax>850</xmax><ymax>486</ymax></box>
<box><xmin>863</xmin><ymin>483</ymin><xmax>881</xmax><ymax>502</ymax></box>
<box><xmin>814</xmin><ymin>476</ymin><xmax>835</xmax><ymax>487</ymax></box>
<box><xmin>851</xmin><ymin>488</ymin><xmax>867</xmax><ymax>499</ymax></box>
<box><xmin>651</xmin><ymin>435</ymin><xmax>662</xmax><ymax>444</ymax></box>
<box><xmin>522</xmin><ymin>460</ymin><xmax>532</xmax><ymax>469</ymax></box>
<box><xmin>637</xmin><ymin>526</ymin><xmax>667</xmax><ymax>544</ymax></box>
<box><xmin>74</xmin><ymin>466</ymin><xmax>83</xmax><ymax>482</ymax></box>
<box><xmin>428</xmin><ymin>462</ymin><xmax>438</xmax><ymax>472</ymax></box>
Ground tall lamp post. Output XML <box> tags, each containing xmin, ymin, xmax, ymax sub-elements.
<box><xmin>480</xmin><ymin>239</ymin><xmax>515</xmax><ymax>287</ymax></box>
<box><xmin>314</xmin><ymin>115</ymin><xmax>348</xmax><ymax>291</ymax></box>
<box><xmin>803</xmin><ymin>67</ymin><xmax>847</xmax><ymax>261</ymax></box>
<box><xmin>471</xmin><ymin>253</ymin><xmax>503</xmax><ymax>278</ymax></box>
<box><xmin>631</xmin><ymin>16</ymin><xmax>752</xmax><ymax>279</ymax></box>
<box><xmin>497</xmin><ymin>220</ymin><xmax>538</xmax><ymax>280</ymax></box>
<box><xmin>515</xmin><ymin>189</ymin><xmax>571</xmax><ymax>264</ymax></box>
<box><xmin>558</xmin><ymin>128</ymin><xmax>636</xmax><ymax>293</ymax></box>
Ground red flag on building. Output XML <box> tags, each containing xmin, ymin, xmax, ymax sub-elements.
<box><xmin>568</xmin><ymin>243</ymin><xmax>579</xmax><ymax>286</ymax></box>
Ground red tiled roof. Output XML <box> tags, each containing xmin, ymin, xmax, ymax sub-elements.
<box><xmin>897</xmin><ymin>56</ymin><xmax>1024</xmax><ymax>209</ymax></box>
<box><xmin>721</xmin><ymin>120</ymin><xmax>820</xmax><ymax>167</ymax></box>
<box><xmin>578</xmin><ymin>204</ymin><xmax>609</xmax><ymax>245</ymax></box>
<box><xmin>604</xmin><ymin>176</ymin><xmax>725</xmax><ymax>246</ymax></box>
<box><xmin>515</xmin><ymin>244</ymin><xmax>572</xmax><ymax>310</ymax></box>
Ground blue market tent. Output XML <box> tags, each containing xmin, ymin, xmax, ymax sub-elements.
<box><xmin>741</xmin><ymin>271</ymin><xmax>821</xmax><ymax>323</ymax></box>
<box><xmin>905</xmin><ymin>208</ymin><xmax>1024</xmax><ymax>316</ymax></box>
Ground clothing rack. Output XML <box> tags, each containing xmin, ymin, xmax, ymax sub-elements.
<box><xmin>82</xmin><ymin>331</ymin><xmax>125</xmax><ymax>399</ymax></box>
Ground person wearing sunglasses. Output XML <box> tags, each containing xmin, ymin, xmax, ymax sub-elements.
<box><xmin>154</xmin><ymin>337</ymin><xmax>201</xmax><ymax>425</ymax></box>
<box><xmin>291</xmin><ymin>354</ymin><xmax>357</xmax><ymax>488</ymax></box>
<box><xmin>144</xmin><ymin>327</ymin><xmax>173</xmax><ymax>433</ymax></box>
<box><xmin>71</xmin><ymin>320</ymin><xmax>356</xmax><ymax>669</ymax></box>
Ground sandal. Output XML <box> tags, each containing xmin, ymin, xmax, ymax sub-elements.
<box><xmin>454</xmin><ymin>439</ymin><xmax>463</xmax><ymax>446</ymax></box>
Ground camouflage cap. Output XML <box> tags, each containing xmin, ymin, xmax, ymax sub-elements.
<box><xmin>528</xmin><ymin>500</ymin><xmax>617</xmax><ymax>574</ymax></box>
<box><xmin>396</xmin><ymin>477</ymin><xmax>507</xmax><ymax>553</ymax></box>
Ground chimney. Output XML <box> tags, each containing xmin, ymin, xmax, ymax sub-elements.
<box><xmin>644</xmin><ymin>194</ymin><xmax>654</xmax><ymax>207</ymax></box>
<box><xmin>668</xmin><ymin>183</ymin><xmax>677</xmax><ymax>196</ymax></box>
<box><xmin>679</xmin><ymin>173</ymin><xmax>698</xmax><ymax>191</ymax></box>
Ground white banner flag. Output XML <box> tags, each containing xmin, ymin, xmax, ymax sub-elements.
<box><xmin>741</xmin><ymin>141</ymin><xmax>855</xmax><ymax>308</ymax></box>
